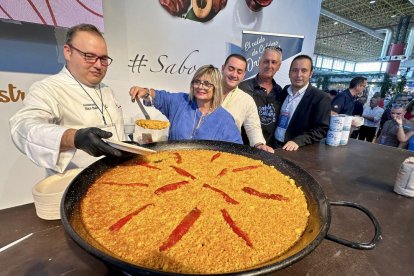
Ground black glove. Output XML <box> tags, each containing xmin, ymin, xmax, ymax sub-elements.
<box><xmin>74</xmin><ymin>127</ymin><xmax>122</xmax><ymax>157</ymax></box>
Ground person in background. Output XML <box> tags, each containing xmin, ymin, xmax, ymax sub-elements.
<box><xmin>274</xmin><ymin>55</ymin><xmax>331</xmax><ymax>151</ymax></box>
<box><xmin>221</xmin><ymin>54</ymin><xmax>274</xmax><ymax>152</ymax></box>
<box><xmin>378</xmin><ymin>104</ymin><xmax>414</xmax><ymax>148</ymax></box>
<box><xmin>358</xmin><ymin>98</ymin><xmax>384</xmax><ymax>142</ymax></box>
<box><xmin>129</xmin><ymin>65</ymin><xmax>242</xmax><ymax>144</ymax></box>
<box><xmin>353</xmin><ymin>96</ymin><xmax>367</xmax><ymax>116</ymax></box>
<box><xmin>331</xmin><ymin>76</ymin><xmax>367</xmax><ymax>115</ymax></box>
<box><xmin>404</xmin><ymin>100</ymin><xmax>414</xmax><ymax>120</ymax></box>
<box><xmin>378</xmin><ymin>94</ymin><xmax>411</xmax><ymax>137</ymax></box>
<box><xmin>328</xmin><ymin>89</ymin><xmax>338</xmax><ymax>99</ymax></box>
<box><xmin>372</xmin><ymin>92</ymin><xmax>385</xmax><ymax>108</ymax></box>
<box><xmin>9</xmin><ymin>24</ymin><xmax>124</xmax><ymax>175</ymax></box>
<box><xmin>239</xmin><ymin>46</ymin><xmax>283</xmax><ymax>146</ymax></box>
<box><xmin>350</xmin><ymin>96</ymin><xmax>367</xmax><ymax>139</ymax></box>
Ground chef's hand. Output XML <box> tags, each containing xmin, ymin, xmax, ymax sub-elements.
<box><xmin>74</xmin><ymin>127</ymin><xmax>122</xmax><ymax>157</ymax></box>
<box><xmin>282</xmin><ymin>141</ymin><xmax>299</xmax><ymax>151</ymax></box>
<box><xmin>129</xmin><ymin>86</ymin><xmax>154</xmax><ymax>102</ymax></box>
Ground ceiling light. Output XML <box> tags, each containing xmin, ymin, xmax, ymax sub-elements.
<box><xmin>391</xmin><ymin>14</ymin><xmax>397</xmax><ymax>18</ymax></box>
<box><xmin>333</xmin><ymin>21</ymin><xmax>338</xmax><ymax>25</ymax></box>
<box><xmin>369</xmin><ymin>0</ymin><xmax>376</xmax><ymax>4</ymax></box>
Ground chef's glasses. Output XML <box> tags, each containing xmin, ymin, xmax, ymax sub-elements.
<box><xmin>67</xmin><ymin>44</ymin><xmax>113</xmax><ymax>66</ymax></box>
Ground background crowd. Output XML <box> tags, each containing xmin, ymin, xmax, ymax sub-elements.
<box><xmin>328</xmin><ymin>80</ymin><xmax>414</xmax><ymax>151</ymax></box>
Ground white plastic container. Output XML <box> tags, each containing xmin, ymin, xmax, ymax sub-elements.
<box><xmin>340</xmin><ymin>130</ymin><xmax>351</xmax><ymax>145</ymax></box>
<box><xmin>326</xmin><ymin>130</ymin><xmax>341</xmax><ymax>146</ymax></box>
<box><xmin>394</xmin><ymin>157</ymin><xmax>414</xmax><ymax>197</ymax></box>
<box><xmin>341</xmin><ymin>115</ymin><xmax>353</xmax><ymax>131</ymax></box>
<box><xmin>329</xmin><ymin>115</ymin><xmax>345</xmax><ymax>132</ymax></box>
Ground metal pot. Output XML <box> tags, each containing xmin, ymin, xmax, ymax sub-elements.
<box><xmin>61</xmin><ymin>140</ymin><xmax>381</xmax><ymax>275</ymax></box>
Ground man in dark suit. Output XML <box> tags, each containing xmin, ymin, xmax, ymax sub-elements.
<box><xmin>274</xmin><ymin>55</ymin><xmax>331</xmax><ymax>151</ymax></box>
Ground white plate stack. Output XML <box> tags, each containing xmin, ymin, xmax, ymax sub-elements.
<box><xmin>32</xmin><ymin>168</ymin><xmax>83</xmax><ymax>220</ymax></box>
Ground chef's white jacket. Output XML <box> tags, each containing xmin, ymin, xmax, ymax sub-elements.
<box><xmin>9</xmin><ymin>67</ymin><xmax>124</xmax><ymax>174</ymax></box>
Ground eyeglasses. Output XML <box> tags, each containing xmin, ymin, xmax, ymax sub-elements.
<box><xmin>192</xmin><ymin>79</ymin><xmax>214</xmax><ymax>89</ymax></box>
<box><xmin>67</xmin><ymin>44</ymin><xmax>113</xmax><ymax>66</ymax></box>
<box><xmin>265</xmin><ymin>46</ymin><xmax>283</xmax><ymax>53</ymax></box>
<box><xmin>391</xmin><ymin>112</ymin><xmax>403</xmax><ymax>115</ymax></box>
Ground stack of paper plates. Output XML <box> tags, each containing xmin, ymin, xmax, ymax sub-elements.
<box><xmin>32</xmin><ymin>168</ymin><xmax>83</xmax><ymax>220</ymax></box>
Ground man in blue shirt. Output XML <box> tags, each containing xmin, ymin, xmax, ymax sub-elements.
<box><xmin>331</xmin><ymin>76</ymin><xmax>367</xmax><ymax>115</ymax></box>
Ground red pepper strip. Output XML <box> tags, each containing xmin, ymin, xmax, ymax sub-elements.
<box><xmin>170</xmin><ymin>165</ymin><xmax>196</xmax><ymax>180</ymax></box>
<box><xmin>134</xmin><ymin>161</ymin><xmax>161</xmax><ymax>170</ymax></box>
<box><xmin>109</xmin><ymin>203</ymin><xmax>154</xmax><ymax>232</ymax></box>
<box><xmin>221</xmin><ymin>209</ymin><xmax>253</xmax><ymax>248</ymax></box>
<box><xmin>210</xmin><ymin>152</ymin><xmax>221</xmax><ymax>162</ymax></box>
<box><xmin>173</xmin><ymin>152</ymin><xmax>182</xmax><ymax>164</ymax></box>
<box><xmin>242</xmin><ymin>187</ymin><xmax>289</xmax><ymax>201</ymax></box>
<box><xmin>202</xmin><ymin>184</ymin><xmax>239</xmax><ymax>204</ymax></box>
<box><xmin>159</xmin><ymin>208</ymin><xmax>201</xmax><ymax>252</ymax></box>
<box><xmin>232</xmin><ymin>165</ymin><xmax>262</xmax><ymax>172</ymax></box>
<box><xmin>101</xmin><ymin>181</ymin><xmax>149</xmax><ymax>187</ymax></box>
<box><xmin>140</xmin><ymin>163</ymin><xmax>161</xmax><ymax>170</ymax></box>
<box><xmin>154</xmin><ymin>180</ymin><xmax>189</xmax><ymax>195</ymax></box>
<box><xmin>217</xmin><ymin>168</ymin><xmax>228</xmax><ymax>177</ymax></box>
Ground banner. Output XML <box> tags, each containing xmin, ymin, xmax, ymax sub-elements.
<box><xmin>241</xmin><ymin>31</ymin><xmax>304</xmax><ymax>79</ymax></box>
<box><xmin>0</xmin><ymin>0</ymin><xmax>104</xmax><ymax>30</ymax></box>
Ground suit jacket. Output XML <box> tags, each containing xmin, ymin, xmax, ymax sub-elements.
<box><xmin>276</xmin><ymin>84</ymin><xmax>331</xmax><ymax>147</ymax></box>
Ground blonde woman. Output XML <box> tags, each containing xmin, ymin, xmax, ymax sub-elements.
<box><xmin>129</xmin><ymin>65</ymin><xmax>242</xmax><ymax>143</ymax></box>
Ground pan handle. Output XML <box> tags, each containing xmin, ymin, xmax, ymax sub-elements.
<box><xmin>325</xmin><ymin>201</ymin><xmax>382</xmax><ymax>250</ymax></box>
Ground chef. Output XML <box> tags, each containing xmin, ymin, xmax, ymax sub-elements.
<box><xmin>9</xmin><ymin>23</ymin><xmax>124</xmax><ymax>174</ymax></box>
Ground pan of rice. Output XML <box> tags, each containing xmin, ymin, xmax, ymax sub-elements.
<box><xmin>61</xmin><ymin>140</ymin><xmax>381</xmax><ymax>275</ymax></box>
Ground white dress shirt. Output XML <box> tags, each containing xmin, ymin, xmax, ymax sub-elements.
<box><xmin>275</xmin><ymin>84</ymin><xmax>308</xmax><ymax>142</ymax></box>
<box><xmin>222</xmin><ymin>87</ymin><xmax>266</xmax><ymax>146</ymax></box>
<box><xmin>362</xmin><ymin>106</ymin><xmax>384</xmax><ymax>128</ymax></box>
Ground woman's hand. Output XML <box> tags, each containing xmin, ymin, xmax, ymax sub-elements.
<box><xmin>129</xmin><ymin>86</ymin><xmax>152</xmax><ymax>102</ymax></box>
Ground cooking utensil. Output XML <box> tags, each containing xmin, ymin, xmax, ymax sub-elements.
<box><xmin>135</xmin><ymin>97</ymin><xmax>154</xmax><ymax>143</ymax></box>
<box><xmin>61</xmin><ymin>140</ymin><xmax>381</xmax><ymax>275</ymax></box>
<box><xmin>103</xmin><ymin>139</ymin><xmax>156</xmax><ymax>155</ymax></box>
<box><xmin>136</xmin><ymin>98</ymin><xmax>151</xmax><ymax>120</ymax></box>
<box><xmin>0</xmin><ymin>233</ymin><xmax>33</xmax><ymax>253</ymax></box>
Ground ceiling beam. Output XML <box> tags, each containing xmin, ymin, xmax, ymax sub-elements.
<box><xmin>320</xmin><ymin>7</ymin><xmax>385</xmax><ymax>40</ymax></box>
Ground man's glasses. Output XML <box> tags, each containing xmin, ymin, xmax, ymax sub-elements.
<box><xmin>192</xmin><ymin>79</ymin><xmax>214</xmax><ymax>89</ymax></box>
<box><xmin>265</xmin><ymin>46</ymin><xmax>283</xmax><ymax>53</ymax></box>
<box><xmin>68</xmin><ymin>44</ymin><xmax>113</xmax><ymax>66</ymax></box>
<box><xmin>391</xmin><ymin>112</ymin><xmax>403</xmax><ymax>115</ymax></box>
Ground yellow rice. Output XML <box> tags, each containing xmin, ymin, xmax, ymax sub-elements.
<box><xmin>80</xmin><ymin>149</ymin><xmax>309</xmax><ymax>274</ymax></box>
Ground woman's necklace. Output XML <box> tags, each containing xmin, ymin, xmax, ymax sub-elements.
<box><xmin>190</xmin><ymin>105</ymin><xmax>214</xmax><ymax>138</ymax></box>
